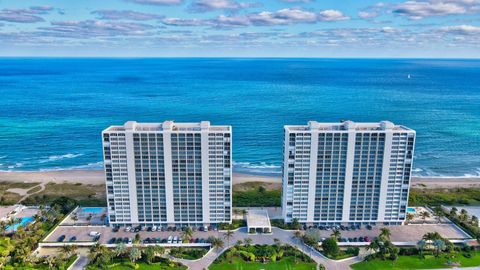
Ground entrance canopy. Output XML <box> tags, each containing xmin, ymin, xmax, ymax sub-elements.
<box><xmin>246</xmin><ymin>209</ymin><xmax>271</xmax><ymax>233</ymax></box>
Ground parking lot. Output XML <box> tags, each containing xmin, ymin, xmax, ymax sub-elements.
<box><xmin>44</xmin><ymin>225</ymin><xmax>223</xmax><ymax>245</ymax></box>
<box><xmin>44</xmin><ymin>222</ymin><xmax>471</xmax><ymax>246</ymax></box>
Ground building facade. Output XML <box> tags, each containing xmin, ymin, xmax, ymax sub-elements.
<box><xmin>102</xmin><ymin>121</ymin><xmax>232</xmax><ymax>227</ymax></box>
<box><xmin>282</xmin><ymin>121</ymin><xmax>415</xmax><ymax>225</ymax></box>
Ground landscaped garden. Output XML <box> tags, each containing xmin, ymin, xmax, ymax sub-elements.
<box><xmin>351</xmin><ymin>228</ymin><xmax>480</xmax><ymax>270</ymax></box>
<box><xmin>0</xmin><ymin>198</ymin><xmax>77</xmax><ymax>269</ymax></box>
<box><xmin>209</xmin><ymin>240</ymin><xmax>317</xmax><ymax>270</ymax></box>
<box><xmin>351</xmin><ymin>251</ymin><xmax>480</xmax><ymax>270</ymax></box>
<box><xmin>91</xmin><ymin>258</ymin><xmax>186</xmax><ymax>270</ymax></box>
<box><xmin>86</xmin><ymin>243</ymin><xmax>187</xmax><ymax>270</ymax></box>
<box><xmin>169</xmin><ymin>247</ymin><xmax>209</xmax><ymax>260</ymax></box>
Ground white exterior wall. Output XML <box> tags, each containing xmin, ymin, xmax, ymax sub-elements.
<box><xmin>103</xmin><ymin>121</ymin><xmax>232</xmax><ymax>226</ymax></box>
<box><xmin>282</xmin><ymin>121</ymin><xmax>416</xmax><ymax>225</ymax></box>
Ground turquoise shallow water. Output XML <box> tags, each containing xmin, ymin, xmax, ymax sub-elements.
<box><xmin>0</xmin><ymin>58</ymin><xmax>479</xmax><ymax>176</ymax></box>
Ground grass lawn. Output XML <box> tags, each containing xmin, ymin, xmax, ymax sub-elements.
<box><xmin>351</xmin><ymin>253</ymin><xmax>480</xmax><ymax>270</ymax></box>
<box><xmin>22</xmin><ymin>182</ymin><xmax>107</xmax><ymax>206</ymax></box>
<box><xmin>209</xmin><ymin>257</ymin><xmax>316</xmax><ymax>270</ymax></box>
<box><xmin>409</xmin><ymin>187</ymin><xmax>480</xmax><ymax>206</ymax></box>
<box><xmin>233</xmin><ymin>182</ymin><xmax>281</xmax><ymax>207</ymax></box>
<box><xmin>0</xmin><ymin>181</ymin><xmax>40</xmax><ymax>205</ymax></box>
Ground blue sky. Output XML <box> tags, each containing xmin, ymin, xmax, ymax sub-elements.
<box><xmin>0</xmin><ymin>0</ymin><xmax>479</xmax><ymax>57</ymax></box>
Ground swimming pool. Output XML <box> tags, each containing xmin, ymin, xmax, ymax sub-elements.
<box><xmin>407</xmin><ymin>207</ymin><xmax>416</xmax><ymax>213</ymax></box>
<box><xmin>7</xmin><ymin>216</ymin><xmax>34</xmax><ymax>231</ymax></box>
<box><xmin>81</xmin><ymin>207</ymin><xmax>105</xmax><ymax>214</ymax></box>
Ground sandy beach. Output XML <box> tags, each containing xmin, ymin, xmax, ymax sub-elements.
<box><xmin>0</xmin><ymin>169</ymin><xmax>479</xmax><ymax>189</ymax></box>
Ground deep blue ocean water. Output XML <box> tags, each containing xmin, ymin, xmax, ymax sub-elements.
<box><xmin>0</xmin><ymin>58</ymin><xmax>479</xmax><ymax>177</ymax></box>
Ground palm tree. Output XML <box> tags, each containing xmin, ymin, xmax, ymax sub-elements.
<box><xmin>471</xmin><ymin>215</ymin><xmax>479</xmax><ymax>227</ymax></box>
<box><xmin>243</xmin><ymin>238</ymin><xmax>252</xmax><ymax>246</ymax></box>
<box><xmin>433</xmin><ymin>207</ymin><xmax>445</xmax><ymax>223</ymax></box>
<box><xmin>129</xmin><ymin>247</ymin><xmax>141</xmax><ymax>265</ymax></box>
<box><xmin>235</xmin><ymin>240</ymin><xmax>243</xmax><ymax>247</ymax></box>
<box><xmin>70</xmin><ymin>244</ymin><xmax>78</xmax><ymax>257</ymax></box>
<box><xmin>420</xmin><ymin>211</ymin><xmax>430</xmax><ymax>223</ymax></box>
<box><xmin>331</xmin><ymin>230</ymin><xmax>341</xmax><ymax>241</ymax></box>
<box><xmin>0</xmin><ymin>221</ymin><xmax>7</xmax><ymax>236</ymax></box>
<box><xmin>379</xmin><ymin>228</ymin><xmax>391</xmax><ymax>241</ymax></box>
<box><xmin>224</xmin><ymin>229</ymin><xmax>234</xmax><ymax>247</ymax></box>
<box><xmin>71</xmin><ymin>213</ymin><xmax>78</xmax><ymax>225</ymax></box>
<box><xmin>450</xmin><ymin>207</ymin><xmax>458</xmax><ymax>217</ymax></box>
<box><xmin>367</xmin><ymin>238</ymin><xmax>380</xmax><ymax>253</ymax></box>
<box><xmin>61</xmin><ymin>245</ymin><xmax>73</xmax><ymax>257</ymax></box>
<box><xmin>406</xmin><ymin>213</ymin><xmax>414</xmax><ymax>224</ymax></box>
<box><xmin>459</xmin><ymin>209</ymin><xmax>469</xmax><ymax>222</ymax></box>
<box><xmin>241</xmin><ymin>209</ymin><xmax>247</xmax><ymax>219</ymax></box>
<box><xmin>115</xmin><ymin>242</ymin><xmax>127</xmax><ymax>258</ymax></box>
<box><xmin>6</xmin><ymin>218</ymin><xmax>15</xmax><ymax>233</ymax></box>
<box><xmin>433</xmin><ymin>239</ymin><xmax>445</xmax><ymax>257</ymax></box>
<box><xmin>211</xmin><ymin>237</ymin><xmax>224</xmax><ymax>251</ymax></box>
<box><xmin>182</xmin><ymin>227</ymin><xmax>193</xmax><ymax>243</ymax></box>
<box><xmin>86</xmin><ymin>213</ymin><xmax>93</xmax><ymax>224</ymax></box>
<box><xmin>291</xmin><ymin>218</ymin><xmax>301</xmax><ymax>230</ymax></box>
<box><xmin>273</xmin><ymin>238</ymin><xmax>281</xmax><ymax>247</ymax></box>
<box><xmin>44</xmin><ymin>256</ymin><xmax>57</xmax><ymax>268</ymax></box>
<box><xmin>417</xmin><ymin>239</ymin><xmax>426</xmax><ymax>257</ymax></box>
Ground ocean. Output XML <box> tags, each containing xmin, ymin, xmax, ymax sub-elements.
<box><xmin>0</xmin><ymin>58</ymin><xmax>479</xmax><ymax>177</ymax></box>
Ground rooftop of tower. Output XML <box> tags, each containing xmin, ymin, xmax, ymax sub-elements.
<box><xmin>285</xmin><ymin>120</ymin><xmax>415</xmax><ymax>132</ymax></box>
<box><xmin>103</xmin><ymin>121</ymin><xmax>231</xmax><ymax>132</ymax></box>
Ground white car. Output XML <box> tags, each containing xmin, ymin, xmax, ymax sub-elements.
<box><xmin>173</xmin><ymin>236</ymin><xmax>178</xmax><ymax>243</ymax></box>
<box><xmin>152</xmin><ymin>226</ymin><xmax>157</xmax><ymax>232</ymax></box>
<box><xmin>125</xmin><ymin>226</ymin><xmax>131</xmax><ymax>232</ymax></box>
<box><xmin>167</xmin><ymin>235</ymin><xmax>173</xmax><ymax>244</ymax></box>
<box><xmin>89</xmin><ymin>231</ymin><xmax>101</xmax><ymax>237</ymax></box>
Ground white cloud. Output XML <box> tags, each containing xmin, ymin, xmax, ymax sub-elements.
<box><xmin>441</xmin><ymin>24</ymin><xmax>480</xmax><ymax>34</ymax></box>
<box><xmin>358</xmin><ymin>11</ymin><xmax>379</xmax><ymax>19</ymax></box>
<box><xmin>318</xmin><ymin>9</ymin><xmax>349</xmax><ymax>21</ymax></box>
<box><xmin>189</xmin><ymin>0</ymin><xmax>257</xmax><ymax>12</ymax></box>
<box><xmin>392</xmin><ymin>0</ymin><xmax>480</xmax><ymax>19</ymax></box>
<box><xmin>128</xmin><ymin>0</ymin><xmax>183</xmax><ymax>6</ymax></box>
<box><xmin>92</xmin><ymin>10</ymin><xmax>163</xmax><ymax>20</ymax></box>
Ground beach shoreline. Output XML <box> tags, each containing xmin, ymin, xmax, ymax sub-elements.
<box><xmin>0</xmin><ymin>169</ymin><xmax>479</xmax><ymax>189</ymax></box>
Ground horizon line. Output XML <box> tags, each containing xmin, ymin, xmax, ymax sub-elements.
<box><xmin>1</xmin><ymin>56</ymin><xmax>480</xmax><ymax>60</ymax></box>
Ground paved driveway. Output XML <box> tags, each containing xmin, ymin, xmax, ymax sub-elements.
<box><xmin>171</xmin><ymin>227</ymin><xmax>360</xmax><ymax>270</ymax></box>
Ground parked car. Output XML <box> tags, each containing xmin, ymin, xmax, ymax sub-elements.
<box><xmin>144</xmin><ymin>238</ymin><xmax>151</xmax><ymax>244</ymax></box>
<box><xmin>366</xmin><ymin>225</ymin><xmax>372</xmax><ymax>230</ymax></box>
<box><xmin>109</xmin><ymin>237</ymin><xmax>116</xmax><ymax>244</ymax></box>
<box><xmin>125</xmin><ymin>227</ymin><xmax>131</xmax><ymax>232</ymax></box>
<box><xmin>167</xmin><ymin>236</ymin><xmax>173</xmax><ymax>244</ymax></box>
<box><xmin>128</xmin><ymin>238</ymin><xmax>133</xmax><ymax>244</ymax></box>
<box><xmin>112</xmin><ymin>226</ymin><xmax>119</xmax><ymax>232</ymax></box>
<box><xmin>123</xmin><ymin>237</ymin><xmax>129</xmax><ymax>243</ymax></box>
<box><xmin>69</xmin><ymin>236</ymin><xmax>77</xmax><ymax>242</ymax></box>
<box><xmin>152</xmin><ymin>226</ymin><xmax>157</xmax><ymax>232</ymax></box>
<box><xmin>57</xmin><ymin>235</ymin><xmax>66</xmax><ymax>242</ymax></box>
<box><xmin>89</xmin><ymin>231</ymin><xmax>101</xmax><ymax>237</ymax></box>
<box><xmin>173</xmin><ymin>236</ymin><xmax>178</xmax><ymax>243</ymax></box>
<box><xmin>116</xmin><ymin>238</ymin><xmax>123</xmax><ymax>244</ymax></box>
<box><xmin>364</xmin><ymin>236</ymin><xmax>370</xmax><ymax>242</ymax></box>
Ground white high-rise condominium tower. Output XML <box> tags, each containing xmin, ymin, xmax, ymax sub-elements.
<box><xmin>102</xmin><ymin>121</ymin><xmax>232</xmax><ymax>227</ymax></box>
<box><xmin>282</xmin><ymin>121</ymin><xmax>415</xmax><ymax>226</ymax></box>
